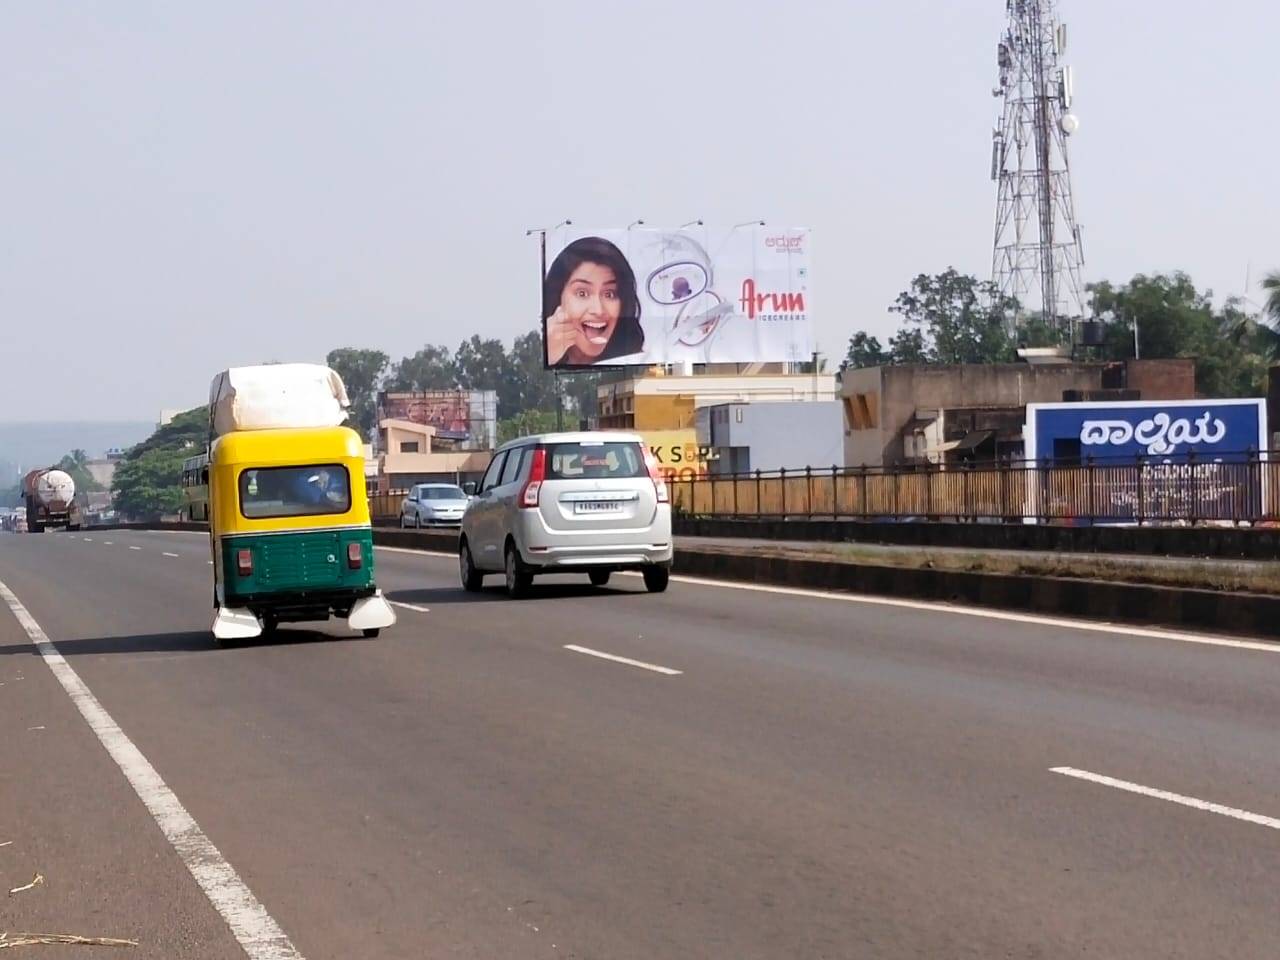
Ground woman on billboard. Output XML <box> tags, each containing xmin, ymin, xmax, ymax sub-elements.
<box><xmin>544</xmin><ymin>237</ymin><xmax>645</xmax><ymax>367</ymax></box>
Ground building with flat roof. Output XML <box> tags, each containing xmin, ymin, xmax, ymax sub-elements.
<box><xmin>841</xmin><ymin>359</ymin><xmax>1197</xmax><ymax>468</ymax></box>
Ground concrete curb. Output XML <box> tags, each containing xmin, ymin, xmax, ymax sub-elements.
<box><xmin>675</xmin><ymin>517</ymin><xmax>1280</xmax><ymax>560</ymax></box>
<box><xmin>668</xmin><ymin>549</ymin><xmax>1280</xmax><ymax>640</ymax></box>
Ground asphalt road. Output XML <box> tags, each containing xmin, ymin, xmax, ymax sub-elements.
<box><xmin>1</xmin><ymin>528</ymin><xmax>1278</xmax><ymax>959</ymax></box>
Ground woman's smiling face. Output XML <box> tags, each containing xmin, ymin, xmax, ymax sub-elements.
<box><xmin>561</xmin><ymin>261</ymin><xmax>621</xmax><ymax>358</ymax></box>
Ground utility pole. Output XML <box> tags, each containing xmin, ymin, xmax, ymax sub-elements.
<box><xmin>525</xmin><ymin>220</ymin><xmax>572</xmax><ymax>432</ymax></box>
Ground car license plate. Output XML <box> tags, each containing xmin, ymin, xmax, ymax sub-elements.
<box><xmin>574</xmin><ymin>501</ymin><xmax>623</xmax><ymax>514</ymax></box>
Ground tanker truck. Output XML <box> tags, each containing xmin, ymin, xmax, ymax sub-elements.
<box><xmin>23</xmin><ymin>468</ymin><xmax>80</xmax><ymax>533</ymax></box>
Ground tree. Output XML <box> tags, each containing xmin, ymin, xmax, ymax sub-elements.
<box><xmin>326</xmin><ymin>348</ymin><xmax>389</xmax><ymax>439</ymax></box>
<box><xmin>453</xmin><ymin>335</ymin><xmax>515</xmax><ymax>413</ymax></box>
<box><xmin>887</xmin><ymin>328</ymin><xmax>930</xmax><ymax>364</ymax></box>
<box><xmin>112</xmin><ymin>448</ymin><xmax>186</xmax><ymax>520</ymax></box>
<box><xmin>497</xmin><ymin>409</ymin><xmax>560</xmax><ymax>445</ymax></box>
<box><xmin>55</xmin><ymin>449</ymin><xmax>104</xmax><ymax>494</ymax></box>
<box><xmin>842</xmin><ymin>332</ymin><xmax>887</xmax><ymax>371</ymax></box>
<box><xmin>111</xmin><ymin>407</ymin><xmax>207</xmax><ymax>521</ymax></box>
<box><xmin>889</xmin><ymin>269</ymin><xmax>1018</xmax><ymax>365</ymax></box>
<box><xmin>1260</xmin><ymin>271</ymin><xmax>1280</xmax><ymax>361</ymax></box>
<box><xmin>1088</xmin><ymin>272</ymin><xmax>1269</xmax><ymax>397</ymax></box>
<box><xmin>385</xmin><ymin>345</ymin><xmax>457</xmax><ymax>391</ymax></box>
<box><xmin>507</xmin><ymin>330</ymin><xmax>558</xmax><ymax>413</ymax></box>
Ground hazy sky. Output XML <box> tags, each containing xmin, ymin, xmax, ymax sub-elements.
<box><xmin>2</xmin><ymin>1</ymin><xmax>1276</xmax><ymax>422</ymax></box>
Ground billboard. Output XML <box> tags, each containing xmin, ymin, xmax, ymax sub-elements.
<box><xmin>642</xmin><ymin>429</ymin><xmax>718</xmax><ymax>483</ymax></box>
<box><xmin>541</xmin><ymin>225</ymin><xmax>813</xmax><ymax>368</ymax></box>
<box><xmin>1025</xmin><ymin>399</ymin><xmax>1267</xmax><ymax>463</ymax></box>
<box><xmin>1024</xmin><ymin>399</ymin><xmax>1269</xmax><ymax>524</ymax></box>
<box><xmin>377</xmin><ymin>390</ymin><xmax>498</xmax><ymax>449</ymax></box>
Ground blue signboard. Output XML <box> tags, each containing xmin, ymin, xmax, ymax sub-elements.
<box><xmin>1023</xmin><ymin>399</ymin><xmax>1269</xmax><ymax>524</ymax></box>
<box><xmin>1026</xmin><ymin>399</ymin><xmax>1267</xmax><ymax>464</ymax></box>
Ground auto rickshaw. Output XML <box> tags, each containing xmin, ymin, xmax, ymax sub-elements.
<box><xmin>208</xmin><ymin>425</ymin><xmax>396</xmax><ymax>642</ymax></box>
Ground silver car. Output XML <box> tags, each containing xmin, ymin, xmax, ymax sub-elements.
<box><xmin>400</xmin><ymin>483</ymin><xmax>470</xmax><ymax>528</ymax></box>
<box><xmin>458</xmin><ymin>431</ymin><xmax>673</xmax><ymax>598</ymax></box>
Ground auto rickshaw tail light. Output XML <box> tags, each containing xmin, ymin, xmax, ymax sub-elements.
<box><xmin>347</xmin><ymin>542</ymin><xmax>362</xmax><ymax>569</ymax></box>
<box><xmin>236</xmin><ymin>548</ymin><xmax>253</xmax><ymax>576</ymax></box>
<box><xmin>520</xmin><ymin>448</ymin><xmax>547</xmax><ymax>509</ymax></box>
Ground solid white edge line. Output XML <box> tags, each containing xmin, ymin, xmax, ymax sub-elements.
<box><xmin>376</xmin><ymin>545</ymin><xmax>1278</xmax><ymax>653</ymax></box>
<box><xmin>389</xmin><ymin>601</ymin><xmax>431</xmax><ymax>614</ymax></box>
<box><xmin>564</xmin><ymin>644</ymin><xmax>682</xmax><ymax>675</ymax></box>
<box><xmin>0</xmin><ymin>581</ymin><xmax>305</xmax><ymax>960</ymax></box>
<box><xmin>1050</xmin><ymin>766</ymin><xmax>1280</xmax><ymax>831</ymax></box>
<box><xmin>663</xmin><ymin>574</ymin><xmax>1280</xmax><ymax>654</ymax></box>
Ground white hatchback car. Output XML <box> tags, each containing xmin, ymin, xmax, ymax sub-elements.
<box><xmin>458</xmin><ymin>432</ymin><xmax>673</xmax><ymax>598</ymax></box>
<box><xmin>400</xmin><ymin>483</ymin><xmax>470</xmax><ymax>528</ymax></box>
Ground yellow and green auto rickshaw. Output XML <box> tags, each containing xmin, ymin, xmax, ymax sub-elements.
<box><xmin>208</xmin><ymin>426</ymin><xmax>396</xmax><ymax>642</ymax></box>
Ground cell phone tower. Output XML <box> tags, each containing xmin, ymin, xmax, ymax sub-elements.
<box><xmin>990</xmin><ymin>0</ymin><xmax>1085</xmax><ymax>340</ymax></box>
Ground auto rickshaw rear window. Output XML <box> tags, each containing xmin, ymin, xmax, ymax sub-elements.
<box><xmin>238</xmin><ymin>465</ymin><xmax>352</xmax><ymax>519</ymax></box>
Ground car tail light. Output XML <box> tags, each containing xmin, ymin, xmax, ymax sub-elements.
<box><xmin>644</xmin><ymin>449</ymin><xmax>670</xmax><ymax>504</ymax></box>
<box><xmin>347</xmin><ymin>542</ymin><xmax>363</xmax><ymax>569</ymax></box>
<box><xmin>520</xmin><ymin>447</ymin><xmax>547</xmax><ymax>509</ymax></box>
<box><xmin>236</xmin><ymin>548</ymin><xmax>253</xmax><ymax>576</ymax></box>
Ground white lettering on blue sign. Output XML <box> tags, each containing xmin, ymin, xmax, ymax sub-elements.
<box><xmin>1080</xmin><ymin>411</ymin><xmax>1227</xmax><ymax>456</ymax></box>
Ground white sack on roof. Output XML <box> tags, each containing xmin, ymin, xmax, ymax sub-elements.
<box><xmin>209</xmin><ymin>364</ymin><xmax>350</xmax><ymax>435</ymax></box>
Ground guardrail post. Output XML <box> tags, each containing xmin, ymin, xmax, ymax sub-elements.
<box><xmin>925</xmin><ymin>462</ymin><xmax>934</xmax><ymax>520</ymax></box>
<box><xmin>1086</xmin><ymin>454</ymin><xmax>1095</xmax><ymax>524</ymax></box>
<box><xmin>1188</xmin><ymin>450</ymin><xmax>1198</xmax><ymax>526</ymax></box>
<box><xmin>999</xmin><ymin>457</ymin><xmax>1010</xmax><ymax>523</ymax></box>
<box><xmin>732</xmin><ymin>468</ymin><xmax>739</xmax><ymax>517</ymax></box>
<box><xmin>858</xmin><ymin>464</ymin><xmax>868</xmax><ymax>520</ymax></box>
<box><xmin>962</xmin><ymin>461</ymin><xmax>971</xmax><ymax>523</ymax></box>
<box><xmin>756</xmin><ymin>469</ymin><xmax>762</xmax><ymax>519</ymax></box>
<box><xmin>1136</xmin><ymin>454</ymin><xmax>1145</xmax><ymax>526</ymax></box>
<box><xmin>780</xmin><ymin>467</ymin><xmax>787</xmax><ymax>519</ymax></box>
<box><xmin>831</xmin><ymin>465</ymin><xmax>839</xmax><ymax>520</ymax></box>
<box><xmin>892</xmin><ymin>465</ymin><xmax>900</xmax><ymax>520</ymax></box>
<box><xmin>805</xmin><ymin>465</ymin><xmax>812</xmax><ymax>519</ymax></box>
<box><xmin>1247</xmin><ymin>448</ymin><xmax>1258</xmax><ymax>526</ymax></box>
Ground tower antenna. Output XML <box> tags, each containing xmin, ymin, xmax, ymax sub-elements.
<box><xmin>990</xmin><ymin>0</ymin><xmax>1085</xmax><ymax>342</ymax></box>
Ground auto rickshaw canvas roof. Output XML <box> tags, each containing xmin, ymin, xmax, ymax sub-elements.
<box><xmin>211</xmin><ymin>426</ymin><xmax>364</xmax><ymax>466</ymax></box>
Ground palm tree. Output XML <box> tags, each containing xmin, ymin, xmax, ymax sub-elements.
<box><xmin>1261</xmin><ymin>271</ymin><xmax>1280</xmax><ymax>361</ymax></box>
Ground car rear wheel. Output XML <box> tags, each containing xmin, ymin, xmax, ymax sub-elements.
<box><xmin>459</xmin><ymin>540</ymin><xmax>484</xmax><ymax>592</ymax></box>
<box><xmin>588</xmin><ymin>570</ymin><xmax>611</xmax><ymax>587</ymax></box>
<box><xmin>642</xmin><ymin>566</ymin><xmax>670</xmax><ymax>593</ymax></box>
<box><xmin>505</xmin><ymin>544</ymin><xmax>532</xmax><ymax>599</ymax></box>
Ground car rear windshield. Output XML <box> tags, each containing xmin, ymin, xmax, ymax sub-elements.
<box><xmin>421</xmin><ymin>486</ymin><xmax>466</xmax><ymax>500</ymax></box>
<box><xmin>239</xmin><ymin>465</ymin><xmax>352</xmax><ymax>519</ymax></box>
<box><xmin>543</xmin><ymin>441</ymin><xmax>647</xmax><ymax>480</ymax></box>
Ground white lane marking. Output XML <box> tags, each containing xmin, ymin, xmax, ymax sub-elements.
<box><xmin>162</xmin><ymin>552</ymin><xmax>180</xmax><ymax>558</ymax></box>
<box><xmin>662</xmin><ymin>574</ymin><xmax>1280</xmax><ymax>654</ymax></box>
<box><xmin>564</xmin><ymin>644</ymin><xmax>682</xmax><ymax>675</ymax></box>
<box><xmin>1051</xmin><ymin>766</ymin><xmax>1280</xmax><ymax>831</ymax></box>
<box><xmin>389</xmin><ymin>601</ymin><xmax>431</xmax><ymax>614</ymax></box>
<box><xmin>129</xmin><ymin>546</ymin><xmax>142</xmax><ymax>551</ymax></box>
<box><xmin>0</xmin><ymin>581</ymin><xmax>305</xmax><ymax>960</ymax></box>
<box><xmin>103</xmin><ymin>541</ymin><xmax>114</xmax><ymax>546</ymax></box>
<box><xmin>83</xmin><ymin>538</ymin><xmax>93</xmax><ymax>542</ymax></box>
